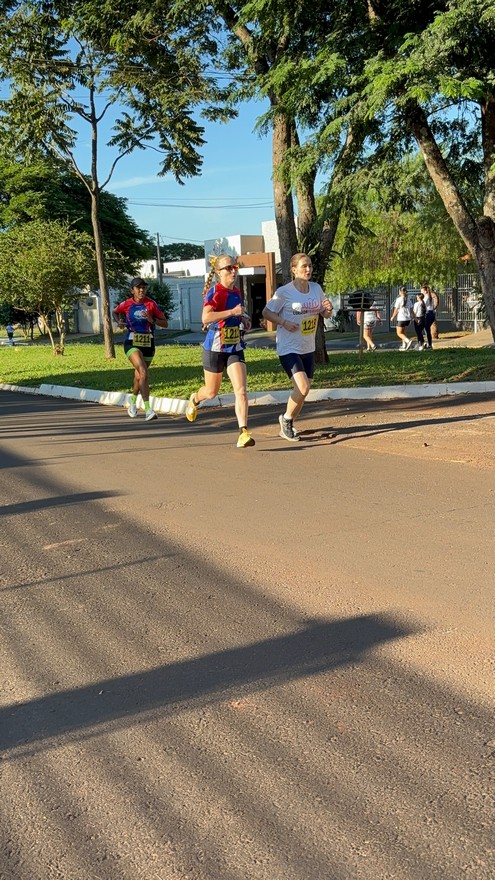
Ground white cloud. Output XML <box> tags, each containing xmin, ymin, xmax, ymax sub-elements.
<box><xmin>108</xmin><ymin>175</ymin><xmax>170</xmax><ymax>191</ymax></box>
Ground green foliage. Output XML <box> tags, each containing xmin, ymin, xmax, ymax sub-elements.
<box><xmin>159</xmin><ymin>242</ymin><xmax>204</xmax><ymax>261</ymax></box>
<box><xmin>143</xmin><ymin>279</ymin><xmax>174</xmax><ymax>319</ymax></box>
<box><xmin>0</xmin><ymin>219</ymin><xmax>96</xmax><ymax>351</ymax></box>
<box><xmin>326</xmin><ymin>164</ymin><xmax>470</xmax><ymax>292</ymax></box>
<box><xmin>0</xmin><ymin>158</ymin><xmax>153</xmax><ymax>280</ymax></box>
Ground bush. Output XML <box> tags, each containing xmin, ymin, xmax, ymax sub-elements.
<box><xmin>145</xmin><ymin>279</ymin><xmax>174</xmax><ymax>319</ymax></box>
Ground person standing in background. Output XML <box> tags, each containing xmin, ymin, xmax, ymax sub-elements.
<box><xmin>391</xmin><ymin>286</ymin><xmax>413</xmax><ymax>351</ymax></box>
<box><xmin>422</xmin><ymin>284</ymin><xmax>439</xmax><ymax>349</ymax></box>
<box><xmin>6</xmin><ymin>323</ymin><xmax>14</xmax><ymax>345</ymax></box>
<box><xmin>412</xmin><ymin>292</ymin><xmax>427</xmax><ymax>350</ymax></box>
<box><xmin>357</xmin><ymin>301</ymin><xmax>382</xmax><ymax>351</ymax></box>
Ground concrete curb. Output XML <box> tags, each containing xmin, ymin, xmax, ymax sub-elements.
<box><xmin>3</xmin><ymin>379</ymin><xmax>495</xmax><ymax>412</ymax></box>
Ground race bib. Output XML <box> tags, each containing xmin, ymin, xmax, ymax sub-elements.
<box><xmin>221</xmin><ymin>326</ymin><xmax>241</xmax><ymax>346</ymax></box>
<box><xmin>300</xmin><ymin>316</ymin><xmax>317</xmax><ymax>335</ymax></box>
<box><xmin>132</xmin><ymin>332</ymin><xmax>151</xmax><ymax>346</ymax></box>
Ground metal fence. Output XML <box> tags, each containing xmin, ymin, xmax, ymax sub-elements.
<box><xmin>341</xmin><ymin>273</ymin><xmax>482</xmax><ymax>329</ymax></box>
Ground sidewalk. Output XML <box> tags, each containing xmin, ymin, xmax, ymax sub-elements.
<box><xmin>2</xmin><ymin>327</ymin><xmax>494</xmax><ymax>415</ymax></box>
<box><xmin>167</xmin><ymin>326</ymin><xmax>495</xmax><ymax>352</ymax></box>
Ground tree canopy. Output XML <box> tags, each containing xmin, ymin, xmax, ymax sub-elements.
<box><xmin>0</xmin><ymin>158</ymin><xmax>153</xmax><ymax>281</ymax></box>
<box><xmin>0</xmin><ymin>219</ymin><xmax>96</xmax><ymax>352</ymax></box>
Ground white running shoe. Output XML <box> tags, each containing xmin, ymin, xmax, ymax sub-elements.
<box><xmin>405</xmin><ymin>339</ymin><xmax>413</xmax><ymax>351</ymax></box>
<box><xmin>128</xmin><ymin>401</ymin><xmax>138</xmax><ymax>418</ymax></box>
<box><xmin>144</xmin><ymin>407</ymin><xmax>158</xmax><ymax>421</ymax></box>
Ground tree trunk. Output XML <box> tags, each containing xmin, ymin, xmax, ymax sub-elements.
<box><xmin>91</xmin><ymin>191</ymin><xmax>115</xmax><ymax>359</ymax></box>
<box><xmin>272</xmin><ymin>113</ymin><xmax>298</xmax><ymax>284</ymax></box>
<box><xmin>407</xmin><ymin>101</ymin><xmax>495</xmax><ymax>340</ymax></box>
<box><xmin>39</xmin><ymin>312</ymin><xmax>57</xmax><ymax>352</ymax></box>
<box><xmin>475</xmin><ymin>217</ymin><xmax>495</xmax><ymax>337</ymax></box>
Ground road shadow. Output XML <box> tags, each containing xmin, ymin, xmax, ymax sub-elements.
<box><xmin>0</xmin><ymin>612</ymin><xmax>416</xmax><ymax>754</ymax></box>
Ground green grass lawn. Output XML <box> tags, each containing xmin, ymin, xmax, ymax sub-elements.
<box><xmin>1</xmin><ymin>337</ymin><xmax>495</xmax><ymax>398</ymax></box>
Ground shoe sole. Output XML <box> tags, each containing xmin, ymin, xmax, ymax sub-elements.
<box><xmin>185</xmin><ymin>409</ymin><xmax>197</xmax><ymax>422</ymax></box>
<box><xmin>278</xmin><ymin>430</ymin><xmax>300</xmax><ymax>442</ymax></box>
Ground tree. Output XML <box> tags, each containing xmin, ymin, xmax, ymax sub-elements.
<box><xmin>159</xmin><ymin>243</ymin><xmax>204</xmax><ymax>262</ymax></box>
<box><xmin>0</xmin><ymin>219</ymin><xmax>97</xmax><ymax>353</ymax></box>
<box><xmin>356</xmin><ymin>0</ymin><xmax>495</xmax><ymax>337</ymax></box>
<box><xmin>106</xmin><ymin>0</ymin><xmax>365</xmax><ymax>362</ymax></box>
<box><xmin>0</xmin><ymin>2</ymin><xmax>227</xmax><ymax>357</ymax></box>
<box><xmin>0</xmin><ymin>158</ymin><xmax>153</xmax><ymax>281</ymax></box>
<box><xmin>326</xmin><ymin>156</ymin><xmax>473</xmax><ymax>292</ymax></box>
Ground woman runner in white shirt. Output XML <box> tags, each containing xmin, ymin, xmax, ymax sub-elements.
<box><xmin>262</xmin><ymin>253</ymin><xmax>333</xmax><ymax>442</ymax></box>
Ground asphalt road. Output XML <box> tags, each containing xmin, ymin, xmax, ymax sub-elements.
<box><xmin>0</xmin><ymin>390</ymin><xmax>494</xmax><ymax>880</ymax></box>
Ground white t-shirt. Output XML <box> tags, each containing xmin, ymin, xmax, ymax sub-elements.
<box><xmin>423</xmin><ymin>293</ymin><xmax>436</xmax><ymax>312</ymax></box>
<box><xmin>413</xmin><ymin>300</ymin><xmax>426</xmax><ymax>318</ymax></box>
<box><xmin>364</xmin><ymin>303</ymin><xmax>377</xmax><ymax>324</ymax></box>
<box><xmin>267</xmin><ymin>280</ymin><xmax>326</xmax><ymax>355</ymax></box>
<box><xmin>393</xmin><ymin>296</ymin><xmax>413</xmax><ymax>322</ymax></box>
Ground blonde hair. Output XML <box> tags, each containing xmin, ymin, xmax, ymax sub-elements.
<box><xmin>290</xmin><ymin>253</ymin><xmax>311</xmax><ymax>275</ymax></box>
<box><xmin>202</xmin><ymin>253</ymin><xmax>235</xmax><ymax>299</ymax></box>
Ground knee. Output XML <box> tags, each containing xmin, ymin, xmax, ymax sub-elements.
<box><xmin>294</xmin><ymin>383</ymin><xmax>310</xmax><ymax>401</ymax></box>
<box><xmin>136</xmin><ymin>366</ymin><xmax>148</xmax><ymax>383</ymax></box>
<box><xmin>203</xmin><ymin>387</ymin><xmax>219</xmax><ymax>401</ymax></box>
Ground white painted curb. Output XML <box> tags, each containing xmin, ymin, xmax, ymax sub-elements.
<box><xmin>2</xmin><ymin>379</ymin><xmax>495</xmax><ymax>411</ymax></box>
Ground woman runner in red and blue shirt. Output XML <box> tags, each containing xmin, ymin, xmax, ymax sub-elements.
<box><xmin>185</xmin><ymin>254</ymin><xmax>255</xmax><ymax>448</ymax></box>
<box><xmin>112</xmin><ymin>277</ymin><xmax>168</xmax><ymax>421</ymax></box>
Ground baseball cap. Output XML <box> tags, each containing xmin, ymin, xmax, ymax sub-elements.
<box><xmin>130</xmin><ymin>277</ymin><xmax>148</xmax><ymax>288</ymax></box>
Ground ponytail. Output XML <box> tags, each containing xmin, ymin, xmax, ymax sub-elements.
<box><xmin>202</xmin><ymin>256</ymin><xmax>217</xmax><ymax>300</ymax></box>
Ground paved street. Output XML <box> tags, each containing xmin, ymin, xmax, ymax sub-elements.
<box><xmin>0</xmin><ymin>390</ymin><xmax>494</xmax><ymax>880</ymax></box>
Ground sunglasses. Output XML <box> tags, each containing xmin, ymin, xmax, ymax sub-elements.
<box><xmin>218</xmin><ymin>264</ymin><xmax>239</xmax><ymax>272</ymax></box>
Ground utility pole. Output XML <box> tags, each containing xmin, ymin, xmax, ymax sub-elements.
<box><xmin>156</xmin><ymin>233</ymin><xmax>163</xmax><ymax>284</ymax></box>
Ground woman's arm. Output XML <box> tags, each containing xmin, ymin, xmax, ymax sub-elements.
<box><xmin>202</xmin><ymin>303</ymin><xmax>243</xmax><ymax>325</ymax></box>
<box><xmin>319</xmin><ymin>298</ymin><xmax>333</xmax><ymax>317</ymax></box>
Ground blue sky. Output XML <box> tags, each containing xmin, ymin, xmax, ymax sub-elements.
<box><xmin>95</xmin><ymin>101</ymin><xmax>275</xmax><ymax>248</ymax></box>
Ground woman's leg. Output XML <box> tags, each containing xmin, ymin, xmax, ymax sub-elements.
<box><xmin>395</xmin><ymin>325</ymin><xmax>408</xmax><ymax>345</ymax></box>
<box><xmin>128</xmin><ymin>350</ymin><xmax>150</xmax><ymax>400</ymax></box>
<box><xmin>286</xmin><ymin>371</ymin><xmax>311</xmax><ymax>420</ymax></box>
<box><xmin>425</xmin><ymin>312</ymin><xmax>434</xmax><ymax>347</ymax></box>
<box><xmin>226</xmin><ymin>360</ymin><xmax>249</xmax><ymax>429</ymax></box>
<box><xmin>193</xmin><ymin>370</ymin><xmax>223</xmax><ymax>404</ymax></box>
<box><xmin>364</xmin><ymin>325</ymin><xmax>376</xmax><ymax>349</ymax></box>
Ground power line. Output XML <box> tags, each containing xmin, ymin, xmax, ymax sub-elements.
<box><xmin>127</xmin><ymin>200</ymin><xmax>273</xmax><ymax>209</ymax></box>
<box><xmin>156</xmin><ymin>232</ymin><xmax>205</xmax><ymax>243</ymax></box>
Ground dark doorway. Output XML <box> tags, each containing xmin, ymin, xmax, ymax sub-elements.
<box><xmin>250</xmin><ymin>283</ymin><xmax>267</xmax><ymax>328</ymax></box>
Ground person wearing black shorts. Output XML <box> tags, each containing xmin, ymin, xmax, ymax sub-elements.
<box><xmin>262</xmin><ymin>252</ymin><xmax>333</xmax><ymax>442</ymax></box>
<box><xmin>185</xmin><ymin>254</ymin><xmax>255</xmax><ymax>448</ymax></box>
<box><xmin>112</xmin><ymin>278</ymin><xmax>168</xmax><ymax>420</ymax></box>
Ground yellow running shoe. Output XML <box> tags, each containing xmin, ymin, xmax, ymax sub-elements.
<box><xmin>185</xmin><ymin>393</ymin><xmax>198</xmax><ymax>422</ymax></box>
<box><xmin>237</xmin><ymin>428</ymin><xmax>255</xmax><ymax>448</ymax></box>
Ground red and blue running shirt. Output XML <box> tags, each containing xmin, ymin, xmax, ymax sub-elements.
<box><xmin>203</xmin><ymin>283</ymin><xmax>245</xmax><ymax>353</ymax></box>
<box><xmin>114</xmin><ymin>297</ymin><xmax>165</xmax><ymax>346</ymax></box>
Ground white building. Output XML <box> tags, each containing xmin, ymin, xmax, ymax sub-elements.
<box><xmin>138</xmin><ymin>223</ymin><xmax>281</xmax><ymax>332</ymax></box>
<box><xmin>75</xmin><ymin>221</ymin><xmax>282</xmax><ymax>334</ymax></box>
